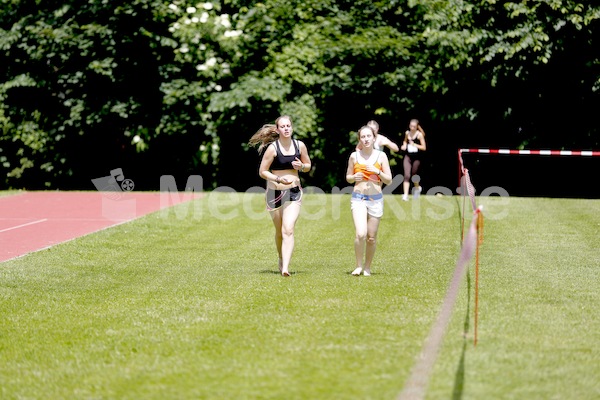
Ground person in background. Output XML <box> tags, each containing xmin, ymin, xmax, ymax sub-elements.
<box><xmin>346</xmin><ymin>125</ymin><xmax>392</xmax><ymax>276</ymax></box>
<box><xmin>356</xmin><ymin>120</ymin><xmax>400</xmax><ymax>153</ymax></box>
<box><xmin>400</xmin><ymin>119</ymin><xmax>427</xmax><ymax>201</ymax></box>
<box><xmin>248</xmin><ymin>115</ymin><xmax>312</xmax><ymax>277</ymax></box>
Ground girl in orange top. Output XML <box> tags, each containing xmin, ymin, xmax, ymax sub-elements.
<box><xmin>345</xmin><ymin>125</ymin><xmax>392</xmax><ymax>276</ymax></box>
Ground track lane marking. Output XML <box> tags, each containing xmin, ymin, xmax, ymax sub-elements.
<box><xmin>0</xmin><ymin>219</ymin><xmax>48</xmax><ymax>233</ymax></box>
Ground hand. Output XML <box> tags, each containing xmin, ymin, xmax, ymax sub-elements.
<box><xmin>276</xmin><ymin>176</ymin><xmax>293</xmax><ymax>185</ymax></box>
<box><xmin>353</xmin><ymin>172</ymin><xmax>365</xmax><ymax>182</ymax></box>
<box><xmin>365</xmin><ymin>165</ymin><xmax>381</xmax><ymax>176</ymax></box>
<box><xmin>292</xmin><ymin>157</ymin><xmax>303</xmax><ymax>171</ymax></box>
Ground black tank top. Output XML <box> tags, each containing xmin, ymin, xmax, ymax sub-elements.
<box><xmin>404</xmin><ymin>133</ymin><xmax>422</xmax><ymax>159</ymax></box>
<box><xmin>406</xmin><ymin>133</ymin><xmax>421</xmax><ymax>146</ymax></box>
<box><xmin>271</xmin><ymin>140</ymin><xmax>300</xmax><ymax>170</ymax></box>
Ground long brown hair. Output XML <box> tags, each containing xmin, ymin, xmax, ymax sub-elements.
<box><xmin>248</xmin><ymin>115</ymin><xmax>293</xmax><ymax>152</ymax></box>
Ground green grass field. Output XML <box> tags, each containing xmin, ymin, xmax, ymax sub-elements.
<box><xmin>1</xmin><ymin>193</ymin><xmax>599</xmax><ymax>399</ymax></box>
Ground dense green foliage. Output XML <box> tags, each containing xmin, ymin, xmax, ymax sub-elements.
<box><xmin>1</xmin><ymin>1</ymin><xmax>598</xmax><ymax>190</ymax></box>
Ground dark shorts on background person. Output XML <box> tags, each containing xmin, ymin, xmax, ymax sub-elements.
<box><xmin>266</xmin><ymin>186</ymin><xmax>303</xmax><ymax>211</ymax></box>
<box><xmin>403</xmin><ymin>154</ymin><xmax>422</xmax><ymax>182</ymax></box>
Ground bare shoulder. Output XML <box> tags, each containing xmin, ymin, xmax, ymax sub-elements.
<box><xmin>297</xmin><ymin>140</ymin><xmax>308</xmax><ymax>151</ymax></box>
<box><xmin>378</xmin><ymin>151</ymin><xmax>390</xmax><ymax>162</ymax></box>
<box><xmin>262</xmin><ymin>143</ymin><xmax>277</xmax><ymax>158</ymax></box>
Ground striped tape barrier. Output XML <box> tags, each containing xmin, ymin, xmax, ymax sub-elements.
<box><xmin>459</xmin><ymin>149</ymin><xmax>600</xmax><ymax>156</ymax></box>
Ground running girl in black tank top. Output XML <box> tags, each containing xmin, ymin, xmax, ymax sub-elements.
<box><xmin>248</xmin><ymin>116</ymin><xmax>312</xmax><ymax>277</ymax></box>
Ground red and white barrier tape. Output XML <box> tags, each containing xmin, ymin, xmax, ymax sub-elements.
<box><xmin>459</xmin><ymin>149</ymin><xmax>600</xmax><ymax>156</ymax></box>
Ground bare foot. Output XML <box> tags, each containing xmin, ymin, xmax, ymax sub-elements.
<box><xmin>282</xmin><ymin>270</ymin><xmax>291</xmax><ymax>277</ymax></box>
<box><xmin>351</xmin><ymin>267</ymin><xmax>362</xmax><ymax>276</ymax></box>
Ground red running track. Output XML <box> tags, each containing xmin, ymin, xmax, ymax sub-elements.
<box><xmin>0</xmin><ymin>191</ymin><xmax>199</xmax><ymax>263</ymax></box>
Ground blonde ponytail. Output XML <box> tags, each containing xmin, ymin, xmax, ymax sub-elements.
<box><xmin>249</xmin><ymin>124</ymin><xmax>278</xmax><ymax>152</ymax></box>
<box><xmin>248</xmin><ymin>115</ymin><xmax>293</xmax><ymax>152</ymax></box>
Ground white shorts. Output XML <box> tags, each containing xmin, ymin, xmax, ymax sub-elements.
<box><xmin>351</xmin><ymin>192</ymin><xmax>384</xmax><ymax>218</ymax></box>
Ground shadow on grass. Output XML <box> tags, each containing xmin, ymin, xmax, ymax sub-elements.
<box><xmin>452</xmin><ymin>271</ymin><xmax>471</xmax><ymax>400</ymax></box>
<box><xmin>257</xmin><ymin>270</ymin><xmax>386</xmax><ymax>276</ymax></box>
<box><xmin>259</xmin><ymin>269</ymin><xmax>282</xmax><ymax>275</ymax></box>
<box><xmin>258</xmin><ymin>270</ymin><xmax>306</xmax><ymax>275</ymax></box>
<box><xmin>344</xmin><ymin>271</ymin><xmax>385</xmax><ymax>276</ymax></box>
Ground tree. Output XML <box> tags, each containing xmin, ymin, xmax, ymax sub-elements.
<box><xmin>2</xmin><ymin>0</ymin><xmax>598</xmax><ymax>195</ymax></box>
<box><xmin>0</xmin><ymin>0</ymin><xmax>194</xmax><ymax>188</ymax></box>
